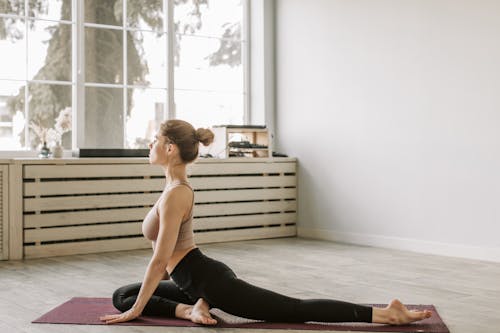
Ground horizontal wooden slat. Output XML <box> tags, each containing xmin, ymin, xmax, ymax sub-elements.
<box><xmin>24</xmin><ymin>188</ymin><xmax>296</xmax><ymax>212</ymax></box>
<box><xmin>25</xmin><ymin>221</ymin><xmax>142</xmax><ymax>243</ymax></box>
<box><xmin>195</xmin><ymin>225</ymin><xmax>296</xmax><ymax>244</ymax></box>
<box><xmin>24</xmin><ymin>175</ymin><xmax>296</xmax><ymax>196</ymax></box>
<box><xmin>25</xmin><ymin>178</ymin><xmax>165</xmax><ymax>196</ymax></box>
<box><xmin>24</xmin><ymin>226</ymin><xmax>297</xmax><ymax>258</ymax></box>
<box><xmin>24</xmin><ymin>193</ymin><xmax>160</xmax><ymax>212</ymax></box>
<box><xmin>24</xmin><ymin>164</ymin><xmax>164</xmax><ymax>179</ymax></box>
<box><xmin>191</xmin><ymin>175</ymin><xmax>296</xmax><ymax>190</ymax></box>
<box><xmin>195</xmin><ymin>188</ymin><xmax>296</xmax><ymax>203</ymax></box>
<box><xmin>188</xmin><ymin>162</ymin><xmax>296</xmax><ymax>176</ymax></box>
<box><xmin>24</xmin><ymin>237</ymin><xmax>151</xmax><ymax>258</ymax></box>
<box><xmin>195</xmin><ymin>200</ymin><xmax>297</xmax><ymax>216</ymax></box>
<box><xmin>194</xmin><ymin>213</ymin><xmax>296</xmax><ymax>230</ymax></box>
<box><xmin>24</xmin><ymin>201</ymin><xmax>297</xmax><ymax>228</ymax></box>
<box><xmin>24</xmin><ymin>207</ymin><xmax>151</xmax><ymax>228</ymax></box>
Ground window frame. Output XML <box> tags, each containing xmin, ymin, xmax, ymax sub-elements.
<box><xmin>0</xmin><ymin>0</ymin><xmax>76</xmax><ymax>156</ymax></box>
<box><xmin>0</xmin><ymin>0</ymin><xmax>250</xmax><ymax>156</ymax></box>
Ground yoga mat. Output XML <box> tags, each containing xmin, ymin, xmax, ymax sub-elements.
<box><xmin>32</xmin><ymin>297</ymin><xmax>449</xmax><ymax>333</ymax></box>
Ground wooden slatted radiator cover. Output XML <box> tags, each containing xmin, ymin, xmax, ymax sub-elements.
<box><xmin>21</xmin><ymin>158</ymin><xmax>297</xmax><ymax>258</ymax></box>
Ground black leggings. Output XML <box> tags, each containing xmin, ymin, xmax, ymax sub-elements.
<box><xmin>112</xmin><ymin>248</ymin><xmax>372</xmax><ymax>323</ymax></box>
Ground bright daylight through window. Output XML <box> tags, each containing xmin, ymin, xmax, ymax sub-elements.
<box><xmin>0</xmin><ymin>0</ymin><xmax>246</xmax><ymax>151</ymax></box>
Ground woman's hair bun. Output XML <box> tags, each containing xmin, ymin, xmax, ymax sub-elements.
<box><xmin>195</xmin><ymin>128</ymin><xmax>215</xmax><ymax>146</ymax></box>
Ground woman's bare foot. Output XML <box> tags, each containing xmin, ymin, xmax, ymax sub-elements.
<box><xmin>188</xmin><ymin>298</ymin><xmax>217</xmax><ymax>325</ymax></box>
<box><xmin>175</xmin><ymin>303</ymin><xmax>193</xmax><ymax>320</ymax></box>
<box><xmin>372</xmin><ymin>299</ymin><xmax>432</xmax><ymax>325</ymax></box>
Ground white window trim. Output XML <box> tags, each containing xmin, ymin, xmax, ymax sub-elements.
<box><xmin>75</xmin><ymin>0</ymin><xmax>84</xmax><ymax>154</ymax></box>
<box><xmin>249</xmin><ymin>0</ymin><xmax>275</xmax><ymax>154</ymax></box>
<box><xmin>166</xmin><ymin>0</ymin><xmax>175</xmax><ymax>121</ymax></box>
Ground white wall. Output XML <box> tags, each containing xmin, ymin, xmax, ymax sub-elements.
<box><xmin>275</xmin><ymin>0</ymin><xmax>500</xmax><ymax>262</ymax></box>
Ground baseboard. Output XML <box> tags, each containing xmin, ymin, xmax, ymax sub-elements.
<box><xmin>297</xmin><ymin>227</ymin><xmax>500</xmax><ymax>263</ymax></box>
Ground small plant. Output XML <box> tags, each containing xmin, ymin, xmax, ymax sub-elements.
<box><xmin>30</xmin><ymin>107</ymin><xmax>72</xmax><ymax>147</ymax></box>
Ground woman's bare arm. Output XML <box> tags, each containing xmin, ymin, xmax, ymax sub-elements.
<box><xmin>100</xmin><ymin>186</ymin><xmax>191</xmax><ymax>324</ymax></box>
<box><xmin>151</xmin><ymin>241</ymin><xmax>170</xmax><ymax>280</ymax></box>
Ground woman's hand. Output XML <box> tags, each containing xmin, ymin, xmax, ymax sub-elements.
<box><xmin>99</xmin><ymin>308</ymin><xmax>141</xmax><ymax>324</ymax></box>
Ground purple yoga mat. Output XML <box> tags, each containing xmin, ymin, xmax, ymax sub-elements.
<box><xmin>32</xmin><ymin>297</ymin><xmax>449</xmax><ymax>332</ymax></box>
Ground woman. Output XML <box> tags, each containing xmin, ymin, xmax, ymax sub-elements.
<box><xmin>100</xmin><ymin>119</ymin><xmax>432</xmax><ymax>326</ymax></box>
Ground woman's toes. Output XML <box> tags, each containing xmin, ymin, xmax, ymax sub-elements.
<box><xmin>190</xmin><ymin>311</ymin><xmax>217</xmax><ymax>325</ymax></box>
<box><xmin>200</xmin><ymin>314</ymin><xmax>217</xmax><ymax>325</ymax></box>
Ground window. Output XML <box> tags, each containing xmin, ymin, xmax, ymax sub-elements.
<box><xmin>0</xmin><ymin>0</ymin><xmax>73</xmax><ymax>151</ymax></box>
<box><xmin>0</xmin><ymin>0</ymin><xmax>247</xmax><ymax>152</ymax></box>
<box><xmin>83</xmin><ymin>0</ymin><xmax>167</xmax><ymax>148</ymax></box>
<box><xmin>174</xmin><ymin>0</ymin><xmax>245</xmax><ymax>129</ymax></box>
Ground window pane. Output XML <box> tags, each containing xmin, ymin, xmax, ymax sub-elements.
<box><xmin>175</xmin><ymin>90</ymin><xmax>243</xmax><ymax>128</ymax></box>
<box><xmin>0</xmin><ymin>0</ymin><xmax>23</xmax><ymax>15</ymax></box>
<box><xmin>126</xmin><ymin>88</ymin><xmax>165</xmax><ymax>148</ymax></box>
<box><xmin>0</xmin><ymin>80</ymin><xmax>25</xmax><ymax>150</ymax></box>
<box><xmin>0</xmin><ymin>17</ymin><xmax>26</xmax><ymax>80</ymax></box>
<box><xmin>175</xmin><ymin>35</ymin><xmax>242</xmax><ymax>92</ymax></box>
<box><xmin>27</xmin><ymin>83</ymin><xmax>72</xmax><ymax>149</ymax></box>
<box><xmin>85</xmin><ymin>86</ymin><xmax>123</xmax><ymax>148</ymax></box>
<box><xmin>84</xmin><ymin>0</ymin><xmax>123</xmax><ymax>26</ymax></box>
<box><xmin>29</xmin><ymin>0</ymin><xmax>72</xmax><ymax>21</ymax></box>
<box><xmin>126</xmin><ymin>0</ymin><xmax>163</xmax><ymax>32</ymax></box>
<box><xmin>28</xmin><ymin>20</ymin><xmax>71</xmax><ymax>81</ymax></box>
<box><xmin>128</xmin><ymin>30</ymin><xmax>166</xmax><ymax>87</ymax></box>
<box><xmin>174</xmin><ymin>0</ymin><xmax>242</xmax><ymax>39</ymax></box>
<box><xmin>85</xmin><ymin>27</ymin><xmax>123</xmax><ymax>84</ymax></box>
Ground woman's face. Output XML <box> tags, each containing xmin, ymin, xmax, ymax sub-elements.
<box><xmin>148</xmin><ymin>134</ymin><xmax>170</xmax><ymax>165</ymax></box>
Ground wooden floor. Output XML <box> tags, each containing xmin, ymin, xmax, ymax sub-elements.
<box><xmin>1</xmin><ymin>237</ymin><xmax>499</xmax><ymax>333</ymax></box>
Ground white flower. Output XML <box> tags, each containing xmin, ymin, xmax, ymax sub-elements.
<box><xmin>55</xmin><ymin>107</ymin><xmax>72</xmax><ymax>135</ymax></box>
<box><xmin>46</xmin><ymin>128</ymin><xmax>60</xmax><ymax>146</ymax></box>
<box><xmin>30</xmin><ymin>121</ymin><xmax>48</xmax><ymax>143</ymax></box>
<box><xmin>30</xmin><ymin>107</ymin><xmax>72</xmax><ymax>146</ymax></box>
<box><xmin>52</xmin><ymin>107</ymin><xmax>72</xmax><ymax>144</ymax></box>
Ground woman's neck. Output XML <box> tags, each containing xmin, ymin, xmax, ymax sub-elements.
<box><xmin>162</xmin><ymin>163</ymin><xmax>188</xmax><ymax>185</ymax></box>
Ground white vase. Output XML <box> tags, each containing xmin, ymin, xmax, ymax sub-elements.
<box><xmin>52</xmin><ymin>143</ymin><xmax>63</xmax><ymax>158</ymax></box>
